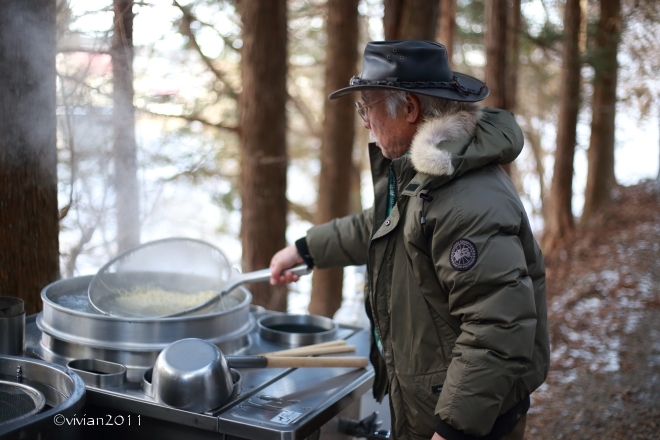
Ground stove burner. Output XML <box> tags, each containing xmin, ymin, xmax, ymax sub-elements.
<box><xmin>0</xmin><ymin>381</ymin><xmax>45</xmax><ymax>424</ymax></box>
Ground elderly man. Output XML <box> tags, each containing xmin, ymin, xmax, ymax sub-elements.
<box><xmin>270</xmin><ymin>40</ymin><xmax>549</xmax><ymax>440</ymax></box>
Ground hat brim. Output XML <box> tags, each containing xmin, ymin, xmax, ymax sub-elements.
<box><xmin>328</xmin><ymin>72</ymin><xmax>489</xmax><ymax>103</ymax></box>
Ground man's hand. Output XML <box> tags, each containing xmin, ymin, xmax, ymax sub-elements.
<box><xmin>431</xmin><ymin>433</ymin><xmax>446</xmax><ymax>440</ymax></box>
<box><xmin>269</xmin><ymin>245</ymin><xmax>306</xmax><ymax>285</ymax></box>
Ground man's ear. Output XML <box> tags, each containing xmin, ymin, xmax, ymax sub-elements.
<box><xmin>405</xmin><ymin>93</ymin><xmax>422</xmax><ymax>124</ymax></box>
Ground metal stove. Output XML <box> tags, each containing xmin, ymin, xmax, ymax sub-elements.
<box><xmin>23</xmin><ymin>276</ymin><xmax>376</xmax><ymax>440</ymax></box>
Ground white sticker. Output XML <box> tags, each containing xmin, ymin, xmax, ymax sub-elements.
<box><xmin>270</xmin><ymin>410</ymin><xmax>302</xmax><ymax>425</ymax></box>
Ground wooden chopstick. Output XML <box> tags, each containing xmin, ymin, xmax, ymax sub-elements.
<box><xmin>258</xmin><ymin>339</ymin><xmax>347</xmax><ymax>356</ymax></box>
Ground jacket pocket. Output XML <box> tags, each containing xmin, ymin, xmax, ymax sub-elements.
<box><xmin>413</xmin><ymin>369</ymin><xmax>448</xmax><ymax>411</ymax></box>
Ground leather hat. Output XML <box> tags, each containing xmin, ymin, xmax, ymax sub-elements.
<box><xmin>329</xmin><ymin>40</ymin><xmax>489</xmax><ymax>102</ymax></box>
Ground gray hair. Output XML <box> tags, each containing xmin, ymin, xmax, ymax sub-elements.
<box><xmin>382</xmin><ymin>91</ymin><xmax>481</xmax><ymax>120</ymax></box>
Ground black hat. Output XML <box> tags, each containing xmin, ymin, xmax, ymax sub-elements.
<box><xmin>329</xmin><ymin>40</ymin><xmax>489</xmax><ymax>102</ymax></box>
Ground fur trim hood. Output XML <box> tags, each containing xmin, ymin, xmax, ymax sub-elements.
<box><xmin>410</xmin><ymin>107</ymin><xmax>523</xmax><ymax>178</ymax></box>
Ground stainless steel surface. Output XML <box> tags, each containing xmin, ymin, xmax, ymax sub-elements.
<box><xmin>0</xmin><ymin>354</ymin><xmax>85</xmax><ymax>438</ymax></box>
<box><xmin>24</xmin><ymin>312</ymin><xmax>375</xmax><ymax>440</ymax></box>
<box><xmin>170</xmin><ymin>264</ymin><xmax>312</xmax><ymax>317</ymax></box>
<box><xmin>35</xmin><ymin>275</ymin><xmax>253</xmax><ymax>381</ymax></box>
<box><xmin>151</xmin><ymin>338</ymin><xmax>234</xmax><ymax>413</ymax></box>
<box><xmin>0</xmin><ymin>312</ymin><xmax>25</xmax><ymax>356</ymax></box>
<box><xmin>140</xmin><ymin>368</ymin><xmax>153</xmax><ymax>397</ymax></box>
<box><xmin>258</xmin><ymin>314</ymin><xmax>338</xmax><ymax>346</ymax></box>
<box><xmin>67</xmin><ymin>358</ymin><xmax>127</xmax><ymax>388</ymax></box>
<box><xmin>0</xmin><ymin>297</ymin><xmax>25</xmax><ymax>356</ymax></box>
<box><xmin>0</xmin><ymin>380</ymin><xmax>45</xmax><ymax>423</ymax></box>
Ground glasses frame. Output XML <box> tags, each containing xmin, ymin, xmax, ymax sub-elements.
<box><xmin>355</xmin><ymin>94</ymin><xmax>391</xmax><ymax>122</ymax></box>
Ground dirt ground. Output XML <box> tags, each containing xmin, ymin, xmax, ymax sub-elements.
<box><xmin>525</xmin><ymin>181</ymin><xmax>660</xmax><ymax>439</ymax></box>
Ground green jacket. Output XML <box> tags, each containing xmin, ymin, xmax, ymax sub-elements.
<box><xmin>305</xmin><ymin>108</ymin><xmax>549</xmax><ymax>439</ymax></box>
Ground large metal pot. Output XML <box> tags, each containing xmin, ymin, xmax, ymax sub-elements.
<box><xmin>33</xmin><ymin>276</ymin><xmax>253</xmax><ymax>381</ymax></box>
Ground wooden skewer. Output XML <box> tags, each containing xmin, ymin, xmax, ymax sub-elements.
<box><xmin>258</xmin><ymin>340</ymin><xmax>346</xmax><ymax>356</ymax></box>
<box><xmin>264</xmin><ymin>345</ymin><xmax>356</xmax><ymax>357</ymax></box>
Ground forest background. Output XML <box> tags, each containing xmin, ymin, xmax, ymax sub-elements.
<box><xmin>1</xmin><ymin>0</ymin><xmax>659</xmax><ymax>332</ymax></box>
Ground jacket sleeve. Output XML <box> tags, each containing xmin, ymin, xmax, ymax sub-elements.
<box><xmin>430</xmin><ymin>176</ymin><xmax>538</xmax><ymax>437</ymax></box>
<box><xmin>305</xmin><ymin>208</ymin><xmax>373</xmax><ymax>268</ymax></box>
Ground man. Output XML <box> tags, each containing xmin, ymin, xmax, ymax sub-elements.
<box><xmin>270</xmin><ymin>40</ymin><xmax>549</xmax><ymax>440</ymax></box>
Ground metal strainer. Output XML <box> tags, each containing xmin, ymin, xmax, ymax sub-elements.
<box><xmin>0</xmin><ymin>381</ymin><xmax>46</xmax><ymax>425</ymax></box>
<box><xmin>88</xmin><ymin>237</ymin><xmax>311</xmax><ymax>319</ymax></box>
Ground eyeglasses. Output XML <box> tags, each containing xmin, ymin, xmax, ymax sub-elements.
<box><xmin>355</xmin><ymin>94</ymin><xmax>390</xmax><ymax>122</ymax></box>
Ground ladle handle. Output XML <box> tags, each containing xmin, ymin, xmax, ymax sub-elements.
<box><xmin>227</xmin><ymin>356</ymin><xmax>369</xmax><ymax>369</ymax></box>
<box><xmin>231</xmin><ymin>265</ymin><xmax>312</xmax><ymax>287</ymax></box>
<box><xmin>264</xmin><ymin>345</ymin><xmax>355</xmax><ymax>357</ymax></box>
<box><xmin>165</xmin><ymin>265</ymin><xmax>313</xmax><ymax>317</ymax></box>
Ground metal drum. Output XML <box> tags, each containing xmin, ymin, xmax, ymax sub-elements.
<box><xmin>0</xmin><ymin>355</ymin><xmax>85</xmax><ymax>439</ymax></box>
<box><xmin>33</xmin><ymin>276</ymin><xmax>253</xmax><ymax>382</ymax></box>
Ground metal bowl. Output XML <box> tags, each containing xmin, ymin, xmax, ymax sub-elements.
<box><xmin>257</xmin><ymin>314</ymin><xmax>338</xmax><ymax>346</ymax></box>
<box><xmin>150</xmin><ymin>339</ymin><xmax>234</xmax><ymax>413</ymax></box>
<box><xmin>141</xmin><ymin>366</ymin><xmax>241</xmax><ymax>407</ymax></box>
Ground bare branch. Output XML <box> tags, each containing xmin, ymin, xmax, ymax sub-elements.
<box><xmin>173</xmin><ymin>0</ymin><xmax>239</xmax><ymax>100</ymax></box>
<box><xmin>519</xmin><ymin>116</ymin><xmax>547</xmax><ymax>217</ymax></box>
<box><xmin>519</xmin><ymin>29</ymin><xmax>561</xmax><ymax>56</ymax></box>
<box><xmin>194</xmin><ymin>17</ymin><xmax>241</xmax><ymax>54</ymax></box>
<box><xmin>64</xmin><ymin>225</ymin><xmax>96</xmax><ymax>277</ymax></box>
<box><xmin>288</xmin><ymin>200</ymin><xmax>315</xmax><ymax>224</ymax></box>
<box><xmin>57</xmin><ymin>47</ymin><xmax>111</xmax><ymax>55</ymax></box>
<box><xmin>137</xmin><ymin>107</ymin><xmax>240</xmax><ymax>135</ymax></box>
<box><xmin>288</xmin><ymin>82</ymin><xmax>322</xmax><ymax>138</ymax></box>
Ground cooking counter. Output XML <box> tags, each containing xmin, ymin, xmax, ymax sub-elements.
<box><xmin>24</xmin><ymin>314</ymin><xmax>374</xmax><ymax>440</ymax></box>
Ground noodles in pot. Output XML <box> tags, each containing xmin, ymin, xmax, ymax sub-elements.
<box><xmin>113</xmin><ymin>286</ymin><xmax>217</xmax><ymax>316</ymax></box>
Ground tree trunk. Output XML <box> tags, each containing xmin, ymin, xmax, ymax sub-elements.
<box><xmin>484</xmin><ymin>0</ymin><xmax>511</xmax><ymax>174</ymax></box>
<box><xmin>308</xmin><ymin>0</ymin><xmax>359</xmax><ymax>319</ymax></box>
<box><xmin>437</xmin><ymin>0</ymin><xmax>457</xmax><ymax>67</ymax></box>
<box><xmin>384</xmin><ymin>0</ymin><xmax>439</xmax><ymax>40</ymax></box>
<box><xmin>112</xmin><ymin>0</ymin><xmax>140</xmax><ymax>251</ymax></box>
<box><xmin>543</xmin><ymin>0</ymin><xmax>583</xmax><ymax>252</ymax></box>
<box><xmin>581</xmin><ymin>0</ymin><xmax>621</xmax><ymax>225</ymax></box>
<box><xmin>484</xmin><ymin>0</ymin><xmax>507</xmax><ymax>110</ymax></box>
<box><xmin>0</xmin><ymin>0</ymin><xmax>59</xmax><ymax>314</ymax></box>
<box><xmin>505</xmin><ymin>0</ymin><xmax>521</xmax><ymax>113</ymax></box>
<box><xmin>239</xmin><ymin>0</ymin><xmax>288</xmax><ymax>312</ymax></box>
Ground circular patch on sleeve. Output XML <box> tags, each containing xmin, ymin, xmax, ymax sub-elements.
<box><xmin>449</xmin><ymin>238</ymin><xmax>478</xmax><ymax>271</ymax></box>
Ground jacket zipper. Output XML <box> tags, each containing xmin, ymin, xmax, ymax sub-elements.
<box><xmin>369</xmin><ymin>163</ymin><xmax>398</xmax><ymax>357</ymax></box>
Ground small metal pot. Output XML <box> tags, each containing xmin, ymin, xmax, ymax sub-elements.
<box><xmin>150</xmin><ymin>338</ymin><xmax>235</xmax><ymax>413</ymax></box>
<box><xmin>257</xmin><ymin>314</ymin><xmax>338</xmax><ymax>346</ymax></box>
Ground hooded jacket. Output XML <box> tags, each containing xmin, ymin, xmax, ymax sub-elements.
<box><xmin>303</xmin><ymin>108</ymin><xmax>549</xmax><ymax>439</ymax></box>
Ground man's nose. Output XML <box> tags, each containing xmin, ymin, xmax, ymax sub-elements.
<box><xmin>362</xmin><ymin>118</ymin><xmax>371</xmax><ymax>129</ymax></box>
